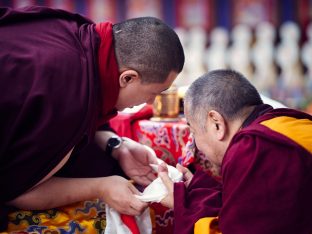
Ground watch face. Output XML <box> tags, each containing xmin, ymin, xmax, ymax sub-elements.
<box><xmin>108</xmin><ymin>136</ymin><xmax>122</xmax><ymax>149</ymax></box>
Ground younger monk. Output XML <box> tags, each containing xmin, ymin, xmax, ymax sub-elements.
<box><xmin>0</xmin><ymin>6</ymin><xmax>184</xmax><ymax>230</ymax></box>
<box><xmin>159</xmin><ymin>69</ymin><xmax>312</xmax><ymax>234</ymax></box>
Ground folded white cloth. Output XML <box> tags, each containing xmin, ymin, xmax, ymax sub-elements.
<box><xmin>105</xmin><ymin>146</ymin><xmax>179</xmax><ymax>233</ymax></box>
<box><xmin>135</xmin><ymin>158</ymin><xmax>183</xmax><ymax>202</ymax></box>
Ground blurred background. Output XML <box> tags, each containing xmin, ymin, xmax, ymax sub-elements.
<box><xmin>1</xmin><ymin>0</ymin><xmax>312</xmax><ymax>112</ymax></box>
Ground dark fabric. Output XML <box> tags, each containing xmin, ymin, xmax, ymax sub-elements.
<box><xmin>0</xmin><ymin>6</ymin><xmax>120</xmax><ymax>229</ymax></box>
<box><xmin>0</xmin><ymin>205</ymin><xmax>10</xmax><ymax>230</ymax></box>
<box><xmin>241</xmin><ymin>104</ymin><xmax>273</xmax><ymax>128</ymax></box>
<box><xmin>220</xmin><ymin>108</ymin><xmax>312</xmax><ymax>234</ymax></box>
<box><xmin>173</xmin><ymin>107</ymin><xmax>312</xmax><ymax>234</ymax></box>
<box><xmin>97</xmin><ymin>122</ymin><xmax>116</xmax><ymax>132</ymax></box>
<box><xmin>56</xmin><ymin>140</ymin><xmax>127</xmax><ymax>178</ymax></box>
<box><xmin>173</xmin><ymin>171</ymin><xmax>222</xmax><ymax>234</ymax></box>
<box><xmin>57</xmin><ymin>22</ymin><xmax>123</xmax><ymax>178</ymax></box>
<box><xmin>0</xmin><ymin>5</ymin><xmax>100</xmax><ymax>202</ymax></box>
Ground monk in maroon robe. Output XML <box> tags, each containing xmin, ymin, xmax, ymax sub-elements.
<box><xmin>158</xmin><ymin>70</ymin><xmax>312</xmax><ymax>234</ymax></box>
<box><xmin>0</xmin><ymin>6</ymin><xmax>184</xmax><ymax>230</ymax></box>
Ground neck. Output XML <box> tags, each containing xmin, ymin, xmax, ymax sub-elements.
<box><xmin>225</xmin><ymin>106</ymin><xmax>257</xmax><ymax>146</ymax></box>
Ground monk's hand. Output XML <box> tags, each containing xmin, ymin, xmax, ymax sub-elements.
<box><xmin>113</xmin><ymin>137</ymin><xmax>158</xmax><ymax>186</ymax></box>
<box><xmin>158</xmin><ymin>163</ymin><xmax>174</xmax><ymax>209</ymax></box>
<box><xmin>100</xmin><ymin>176</ymin><xmax>148</xmax><ymax>215</ymax></box>
<box><xmin>176</xmin><ymin>164</ymin><xmax>194</xmax><ymax>187</ymax></box>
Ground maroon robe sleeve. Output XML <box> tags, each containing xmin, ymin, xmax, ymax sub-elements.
<box><xmin>173</xmin><ymin>170</ymin><xmax>222</xmax><ymax>234</ymax></box>
<box><xmin>220</xmin><ymin>128</ymin><xmax>312</xmax><ymax>234</ymax></box>
<box><xmin>0</xmin><ymin>6</ymin><xmax>100</xmax><ymax>202</ymax></box>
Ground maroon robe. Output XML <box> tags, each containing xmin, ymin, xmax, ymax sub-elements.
<box><xmin>174</xmin><ymin>105</ymin><xmax>312</xmax><ymax>234</ymax></box>
<box><xmin>0</xmin><ymin>6</ymin><xmax>121</xmax><ymax>229</ymax></box>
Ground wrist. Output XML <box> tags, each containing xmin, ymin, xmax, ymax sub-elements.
<box><xmin>94</xmin><ymin>177</ymin><xmax>109</xmax><ymax>198</ymax></box>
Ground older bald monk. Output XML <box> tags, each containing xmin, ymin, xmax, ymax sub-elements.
<box><xmin>159</xmin><ymin>69</ymin><xmax>312</xmax><ymax>234</ymax></box>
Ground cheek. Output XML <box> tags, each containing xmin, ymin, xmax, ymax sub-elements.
<box><xmin>194</xmin><ymin>136</ymin><xmax>205</xmax><ymax>152</ymax></box>
<box><xmin>130</xmin><ymin>94</ymin><xmax>144</xmax><ymax>104</ymax></box>
<box><xmin>195</xmin><ymin>136</ymin><xmax>213</xmax><ymax>156</ymax></box>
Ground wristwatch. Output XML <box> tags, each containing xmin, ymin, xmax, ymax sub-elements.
<box><xmin>106</xmin><ymin>135</ymin><xmax>123</xmax><ymax>156</ymax></box>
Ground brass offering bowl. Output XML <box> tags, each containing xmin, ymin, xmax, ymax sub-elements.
<box><xmin>152</xmin><ymin>86</ymin><xmax>180</xmax><ymax>119</ymax></box>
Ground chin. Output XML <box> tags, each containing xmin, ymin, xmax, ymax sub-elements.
<box><xmin>117</xmin><ymin>107</ymin><xmax>125</xmax><ymax>111</ymax></box>
<box><xmin>116</xmin><ymin>105</ymin><xmax>134</xmax><ymax>111</ymax></box>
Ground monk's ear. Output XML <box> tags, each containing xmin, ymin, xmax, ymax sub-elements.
<box><xmin>208</xmin><ymin>110</ymin><xmax>226</xmax><ymax>141</ymax></box>
<box><xmin>119</xmin><ymin>69</ymin><xmax>140</xmax><ymax>88</ymax></box>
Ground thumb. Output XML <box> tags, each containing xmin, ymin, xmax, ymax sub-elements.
<box><xmin>143</xmin><ymin>145</ymin><xmax>159</xmax><ymax>164</ymax></box>
<box><xmin>158</xmin><ymin>163</ymin><xmax>173</xmax><ymax>190</ymax></box>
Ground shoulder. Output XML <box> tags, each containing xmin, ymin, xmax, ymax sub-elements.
<box><xmin>222</xmin><ymin>114</ymin><xmax>312</xmax><ymax>180</ymax></box>
<box><xmin>0</xmin><ymin>6</ymin><xmax>93</xmax><ymax>26</ymax></box>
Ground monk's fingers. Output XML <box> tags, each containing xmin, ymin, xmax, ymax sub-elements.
<box><xmin>183</xmin><ymin>170</ymin><xmax>193</xmax><ymax>182</ymax></box>
<box><xmin>131</xmin><ymin>175</ymin><xmax>153</xmax><ymax>187</ymax></box>
<box><xmin>128</xmin><ymin>190</ymin><xmax>148</xmax><ymax>215</ymax></box>
<box><xmin>122</xmin><ymin>202</ymin><xmax>147</xmax><ymax>216</ymax></box>
<box><xmin>176</xmin><ymin>163</ymin><xmax>193</xmax><ymax>181</ymax></box>
<box><xmin>129</xmin><ymin>200</ymin><xmax>148</xmax><ymax>215</ymax></box>
<box><xmin>158</xmin><ymin>170</ymin><xmax>173</xmax><ymax>192</ymax></box>
<box><xmin>146</xmin><ymin>171</ymin><xmax>157</xmax><ymax>181</ymax></box>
